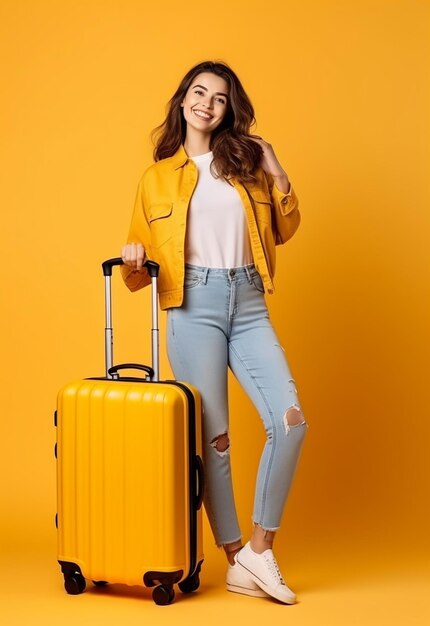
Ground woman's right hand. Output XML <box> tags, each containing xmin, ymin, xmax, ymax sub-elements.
<box><xmin>121</xmin><ymin>243</ymin><xmax>146</xmax><ymax>270</ymax></box>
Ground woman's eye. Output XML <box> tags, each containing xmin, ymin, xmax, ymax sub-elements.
<box><xmin>194</xmin><ymin>90</ymin><xmax>225</xmax><ymax>105</ymax></box>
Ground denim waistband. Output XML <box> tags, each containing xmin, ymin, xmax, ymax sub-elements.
<box><xmin>184</xmin><ymin>262</ymin><xmax>259</xmax><ymax>284</ymax></box>
<box><xmin>185</xmin><ymin>262</ymin><xmax>257</xmax><ymax>274</ymax></box>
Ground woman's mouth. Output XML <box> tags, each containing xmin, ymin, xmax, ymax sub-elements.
<box><xmin>193</xmin><ymin>109</ymin><xmax>214</xmax><ymax>121</ymax></box>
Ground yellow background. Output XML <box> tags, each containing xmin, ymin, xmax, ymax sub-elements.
<box><xmin>1</xmin><ymin>0</ymin><xmax>429</xmax><ymax>624</ymax></box>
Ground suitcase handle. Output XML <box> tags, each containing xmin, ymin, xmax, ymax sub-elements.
<box><xmin>102</xmin><ymin>257</ymin><xmax>160</xmax><ymax>278</ymax></box>
<box><xmin>195</xmin><ymin>455</ymin><xmax>205</xmax><ymax>510</ymax></box>
<box><xmin>108</xmin><ymin>363</ymin><xmax>155</xmax><ymax>381</ymax></box>
<box><xmin>102</xmin><ymin>256</ymin><xmax>160</xmax><ymax>381</ymax></box>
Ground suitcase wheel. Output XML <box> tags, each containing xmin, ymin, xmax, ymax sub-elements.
<box><xmin>92</xmin><ymin>580</ymin><xmax>109</xmax><ymax>587</ymax></box>
<box><xmin>64</xmin><ymin>573</ymin><xmax>86</xmax><ymax>595</ymax></box>
<box><xmin>152</xmin><ymin>584</ymin><xmax>175</xmax><ymax>606</ymax></box>
<box><xmin>178</xmin><ymin>573</ymin><xmax>200</xmax><ymax>594</ymax></box>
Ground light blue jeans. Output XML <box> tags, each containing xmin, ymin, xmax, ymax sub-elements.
<box><xmin>166</xmin><ymin>262</ymin><xmax>309</xmax><ymax>546</ymax></box>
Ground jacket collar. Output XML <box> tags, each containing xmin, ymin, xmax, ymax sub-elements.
<box><xmin>171</xmin><ymin>143</ymin><xmax>190</xmax><ymax>170</ymax></box>
<box><xmin>169</xmin><ymin>142</ymin><xmax>239</xmax><ymax>187</ymax></box>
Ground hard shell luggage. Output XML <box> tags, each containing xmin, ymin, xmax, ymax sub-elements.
<box><xmin>55</xmin><ymin>257</ymin><xmax>205</xmax><ymax>606</ymax></box>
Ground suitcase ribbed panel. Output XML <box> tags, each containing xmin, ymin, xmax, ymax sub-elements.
<box><xmin>57</xmin><ymin>379</ymin><xmax>201</xmax><ymax>586</ymax></box>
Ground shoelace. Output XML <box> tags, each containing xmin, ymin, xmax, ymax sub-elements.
<box><xmin>263</xmin><ymin>553</ymin><xmax>286</xmax><ymax>585</ymax></box>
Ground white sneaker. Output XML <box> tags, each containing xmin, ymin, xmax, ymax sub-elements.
<box><xmin>226</xmin><ymin>560</ymin><xmax>270</xmax><ymax>598</ymax></box>
<box><xmin>235</xmin><ymin>541</ymin><xmax>297</xmax><ymax>604</ymax></box>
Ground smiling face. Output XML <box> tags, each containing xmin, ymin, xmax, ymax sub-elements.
<box><xmin>180</xmin><ymin>72</ymin><xmax>230</xmax><ymax>136</ymax></box>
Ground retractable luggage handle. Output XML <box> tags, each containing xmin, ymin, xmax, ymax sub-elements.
<box><xmin>101</xmin><ymin>257</ymin><xmax>160</xmax><ymax>381</ymax></box>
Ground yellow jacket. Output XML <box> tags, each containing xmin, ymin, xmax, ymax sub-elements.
<box><xmin>121</xmin><ymin>143</ymin><xmax>300</xmax><ymax>310</ymax></box>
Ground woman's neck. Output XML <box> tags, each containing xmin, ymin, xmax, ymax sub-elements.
<box><xmin>183</xmin><ymin>132</ymin><xmax>212</xmax><ymax>157</ymax></box>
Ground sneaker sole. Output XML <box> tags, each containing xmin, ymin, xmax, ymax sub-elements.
<box><xmin>236</xmin><ymin>559</ymin><xmax>297</xmax><ymax>604</ymax></box>
<box><xmin>226</xmin><ymin>583</ymin><xmax>270</xmax><ymax>598</ymax></box>
<box><xmin>258</xmin><ymin>583</ymin><xmax>297</xmax><ymax>604</ymax></box>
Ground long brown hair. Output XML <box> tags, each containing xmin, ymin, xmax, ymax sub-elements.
<box><xmin>150</xmin><ymin>60</ymin><xmax>264</xmax><ymax>184</ymax></box>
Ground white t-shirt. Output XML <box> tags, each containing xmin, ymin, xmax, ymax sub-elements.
<box><xmin>185</xmin><ymin>150</ymin><xmax>254</xmax><ymax>268</ymax></box>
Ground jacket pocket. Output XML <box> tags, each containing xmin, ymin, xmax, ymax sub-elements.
<box><xmin>248</xmin><ymin>190</ymin><xmax>272</xmax><ymax>224</ymax></box>
<box><xmin>149</xmin><ymin>202</ymin><xmax>173</xmax><ymax>247</ymax></box>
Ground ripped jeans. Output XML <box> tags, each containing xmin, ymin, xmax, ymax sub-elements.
<box><xmin>166</xmin><ymin>263</ymin><xmax>309</xmax><ymax>546</ymax></box>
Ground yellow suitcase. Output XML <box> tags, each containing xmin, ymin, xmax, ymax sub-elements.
<box><xmin>55</xmin><ymin>258</ymin><xmax>204</xmax><ymax>605</ymax></box>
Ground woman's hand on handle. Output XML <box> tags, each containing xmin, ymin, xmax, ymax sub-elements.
<box><xmin>121</xmin><ymin>243</ymin><xmax>146</xmax><ymax>270</ymax></box>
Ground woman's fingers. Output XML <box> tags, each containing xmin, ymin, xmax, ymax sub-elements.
<box><xmin>130</xmin><ymin>242</ymin><xmax>136</xmax><ymax>267</ymax></box>
<box><xmin>126</xmin><ymin>243</ymin><xmax>136</xmax><ymax>267</ymax></box>
<box><xmin>136</xmin><ymin>243</ymin><xmax>144</xmax><ymax>270</ymax></box>
<box><xmin>121</xmin><ymin>243</ymin><xmax>132</xmax><ymax>266</ymax></box>
<box><xmin>121</xmin><ymin>243</ymin><xmax>145</xmax><ymax>269</ymax></box>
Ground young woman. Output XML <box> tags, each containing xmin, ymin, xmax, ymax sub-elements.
<box><xmin>120</xmin><ymin>60</ymin><xmax>308</xmax><ymax>604</ymax></box>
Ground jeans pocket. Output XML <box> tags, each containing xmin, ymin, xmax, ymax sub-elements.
<box><xmin>250</xmin><ymin>271</ymin><xmax>265</xmax><ymax>293</ymax></box>
<box><xmin>184</xmin><ymin>272</ymin><xmax>203</xmax><ymax>290</ymax></box>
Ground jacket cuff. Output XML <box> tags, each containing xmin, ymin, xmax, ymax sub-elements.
<box><xmin>271</xmin><ymin>181</ymin><xmax>297</xmax><ymax>216</ymax></box>
<box><xmin>120</xmin><ymin>263</ymin><xmax>151</xmax><ymax>292</ymax></box>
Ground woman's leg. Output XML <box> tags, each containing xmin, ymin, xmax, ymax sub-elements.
<box><xmin>165</xmin><ymin>266</ymin><xmax>243</xmax><ymax>555</ymax></box>
<box><xmin>227</xmin><ymin>271</ymin><xmax>308</xmax><ymax>539</ymax></box>
<box><xmin>224</xmin><ymin>267</ymin><xmax>308</xmax><ymax>603</ymax></box>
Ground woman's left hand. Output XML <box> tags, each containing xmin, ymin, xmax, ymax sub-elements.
<box><xmin>249</xmin><ymin>135</ymin><xmax>289</xmax><ymax>179</ymax></box>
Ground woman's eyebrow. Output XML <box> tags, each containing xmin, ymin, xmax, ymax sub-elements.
<box><xmin>191</xmin><ymin>83</ymin><xmax>228</xmax><ymax>98</ymax></box>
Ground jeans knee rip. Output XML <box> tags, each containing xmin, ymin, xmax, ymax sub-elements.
<box><xmin>283</xmin><ymin>404</ymin><xmax>307</xmax><ymax>436</ymax></box>
<box><xmin>210</xmin><ymin>432</ymin><xmax>230</xmax><ymax>457</ymax></box>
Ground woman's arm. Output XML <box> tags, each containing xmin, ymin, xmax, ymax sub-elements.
<box><xmin>271</xmin><ymin>172</ymin><xmax>291</xmax><ymax>194</ymax></box>
<box><xmin>250</xmin><ymin>136</ymin><xmax>301</xmax><ymax>245</ymax></box>
<box><xmin>265</xmin><ymin>171</ymin><xmax>300</xmax><ymax>245</ymax></box>
<box><xmin>249</xmin><ymin>135</ymin><xmax>289</xmax><ymax>181</ymax></box>
<box><xmin>120</xmin><ymin>176</ymin><xmax>152</xmax><ymax>292</ymax></box>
